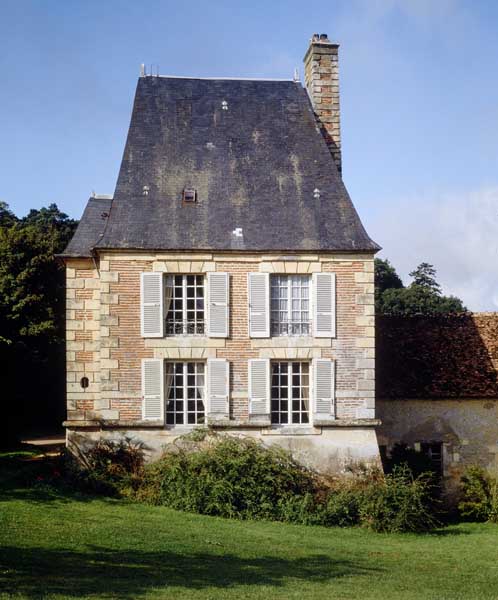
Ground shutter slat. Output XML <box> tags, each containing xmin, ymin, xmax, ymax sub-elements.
<box><xmin>142</xmin><ymin>358</ymin><xmax>164</xmax><ymax>421</ymax></box>
<box><xmin>313</xmin><ymin>272</ymin><xmax>336</xmax><ymax>338</ymax></box>
<box><xmin>208</xmin><ymin>273</ymin><xmax>229</xmax><ymax>338</ymax></box>
<box><xmin>248</xmin><ymin>359</ymin><xmax>270</xmax><ymax>415</ymax></box>
<box><xmin>207</xmin><ymin>358</ymin><xmax>229</xmax><ymax>417</ymax></box>
<box><xmin>313</xmin><ymin>358</ymin><xmax>335</xmax><ymax>417</ymax></box>
<box><xmin>248</xmin><ymin>273</ymin><xmax>269</xmax><ymax>338</ymax></box>
<box><xmin>141</xmin><ymin>273</ymin><xmax>164</xmax><ymax>338</ymax></box>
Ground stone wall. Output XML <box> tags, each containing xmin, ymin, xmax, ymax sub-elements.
<box><xmin>65</xmin><ymin>259</ymin><xmax>101</xmax><ymax>421</ymax></box>
<box><xmin>64</xmin><ymin>250</ymin><xmax>379</xmax><ymax>471</ymax></box>
<box><xmin>377</xmin><ymin>399</ymin><xmax>498</xmax><ymax>498</ymax></box>
<box><xmin>377</xmin><ymin>313</ymin><xmax>498</xmax><ymax>498</ymax></box>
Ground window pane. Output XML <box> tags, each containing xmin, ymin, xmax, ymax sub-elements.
<box><xmin>166</xmin><ymin>361</ymin><xmax>205</xmax><ymax>426</ymax></box>
<box><xmin>166</xmin><ymin>276</ymin><xmax>204</xmax><ymax>337</ymax></box>
<box><xmin>270</xmin><ymin>276</ymin><xmax>310</xmax><ymax>337</ymax></box>
<box><xmin>271</xmin><ymin>362</ymin><xmax>309</xmax><ymax>426</ymax></box>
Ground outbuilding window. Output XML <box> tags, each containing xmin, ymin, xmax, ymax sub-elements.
<box><xmin>420</xmin><ymin>442</ymin><xmax>443</xmax><ymax>477</ymax></box>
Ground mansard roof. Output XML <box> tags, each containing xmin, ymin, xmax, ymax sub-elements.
<box><xmin>67</xmin><ymin>76</ymin><xmax>379</xmax><ymax>256</ymax></box>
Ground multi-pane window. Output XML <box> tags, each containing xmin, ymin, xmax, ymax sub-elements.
<box><xmin>271</xmin><ymin>275</ymin><xmax>310</xmax><ymax>336</ymax></box>
<box><xmin>165</xmin><ymin>275</ymin><xmax>204</xmax><ymax>335</ymax></box>
<box><xmin>271</xmin><ymin>362</ymin><xmax>310</xmax><ymax>425</ymax></box>
<box><xmin>421</xmin><ymin>442</ymin><xmax>443</xmax><ymax>478</ymax></box>
<box><xmin>165</xmin><ymin>362</ymin><xmax>205</xmax><ymax>425</ymax></box>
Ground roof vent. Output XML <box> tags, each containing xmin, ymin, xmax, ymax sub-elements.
<box><xmin>183</xmin><ymin>188</ymin><xmax>197</xmax><ymax>203</ymax></box>
<box><xmin>313</xmin><ymin>188</ymin><xmax>321</xmax><ymax>199</ymax></box>
<box><xmin>143</xmin><ymin>185</ymin><xmax>150</xmax><ymax>196</ymax></box>
<box><xmin>221</xmin><ymin>100</ymin><xmax>228</xmax><ymax>111</ymax></box>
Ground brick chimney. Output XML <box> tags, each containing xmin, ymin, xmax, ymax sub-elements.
<box><xmin>303</xmin><ymin>33</ymin><xmax>342</xmax><ymax>174</ymax></box>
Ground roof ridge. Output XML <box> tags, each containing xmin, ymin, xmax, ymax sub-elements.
<box><xmin>141</xmin><ymin>75</ymin><xmax>295</xmax><ymax>82</ymax></box>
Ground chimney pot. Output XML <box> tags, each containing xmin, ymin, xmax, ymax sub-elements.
<box><xmin>319</xmin><ymin>33</ymin><xmax>328</xmax><ymax>40</ymax></box>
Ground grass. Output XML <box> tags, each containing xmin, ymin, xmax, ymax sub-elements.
<box><xmin>1</xmin><ymin>450</ymin><xmax>498</xmax><ymax>599</ymax></box>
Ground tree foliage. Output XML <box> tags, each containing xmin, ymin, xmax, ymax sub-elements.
<box><xmin>409</xmin><ymin>262</ymin><xmax>441</xmax><ymax>294</ymax></box>
<box><xmin>375</xmin><ymin>258</ymin><xmax>403</xmax><ymax>296</ymax></box>
<box><xmin>375</xmin><ymin>258</ymin><xmax>466</xmax><ymax>316</ymax></box>
<box><xmin>0</xmin><ymin>202</ymin><xmax>78</xmax><ymax>445</ymax></box>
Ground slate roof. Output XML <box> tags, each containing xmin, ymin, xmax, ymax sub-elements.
<box><xmin>67</xmin><ymin>76</ymin><xmax>379</xmax><ymax>255</ymax></box>
<box><xmin>62</xmin><ymin>197</ymin><xmax>112</xmax><ymax>257</ymax></box>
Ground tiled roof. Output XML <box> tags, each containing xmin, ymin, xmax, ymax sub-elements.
<box><xmin>68</xmin><ymin>76</ymin><xmax>379</xmax><ymax>254</ymax></box>
<box><xmin>62</xmin><ymin>197</ymin><xmax>112</xmax><ymax>257</ymax></box>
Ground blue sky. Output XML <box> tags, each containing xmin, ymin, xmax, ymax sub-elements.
<box><xmin>1</xmin><ymin>0</ymin><xmax>497</xmax><ymax>309</ymax></box>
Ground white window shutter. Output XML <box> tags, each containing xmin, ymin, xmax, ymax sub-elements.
<box><xmin>207</xmin><ymin>272</ymin><xmax>229</xmax><ymax>338</ymax></box>
<box><xmin>248</xmin><ymin>359</ymin><xmax>270</xmax><ymax>415</ymax></box>
<box><xmin>142</xmin><ymin>358</ymin><xmax>164</xmax><ymax>421</ymax></box>
<box><xmin>248</xmin><ymin>273</ymin><xmax>269</xmax><ymax>338</ymax></box>
<box><xmin>313</xmin><ymin>358</ymin><xmax>335</xmax><ymax>417</ymax></box>
<box><xmin>140</xmin><ymin>272</ymin><xmax>164</xmax><ymax>338</ymax></box>
<box><xmin>312</xmin><ymin>272</ymin><xmax>336</xmax><ymax>338</ymax></box>
<box><xmin>207</xmin><ymin>358</ymin><xmax>229</xmax><ymax>417</ymax></box>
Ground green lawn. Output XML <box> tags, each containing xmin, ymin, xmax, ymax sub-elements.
<box><xmin>1</xmin><ymin>451</ymin><xmax>497</xmax><ymax>599</ymax></box>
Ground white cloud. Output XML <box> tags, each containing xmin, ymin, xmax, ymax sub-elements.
<box><xmin>368</xmin><ymin>186</ymin><xmax>498</xmax><ymax>311</ymax></box>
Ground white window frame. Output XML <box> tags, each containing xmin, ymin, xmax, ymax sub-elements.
<box><xmin>165</xmin><ymin>274</ymin><xmax>205</xmax><ymax>336</ymax></box>
<box><xmin>165</xmin><ymin>361</ymin><xmax>206</xmax><ymax>426</ymax></box>
<box><xmin>270</xmin><ymin>275</ymin><xmax>311</xmax><ymax>337</ymax></box>
<box><xmin>270</xmin><ymin>361</ymin><xmax>311</xmax><ymax>426</ymax></box>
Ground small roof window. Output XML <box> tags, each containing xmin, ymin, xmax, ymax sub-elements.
<box><xmin>183</xmin><ymin>188</ymin><xmax>197</xmax><ymax>203</ymax></box>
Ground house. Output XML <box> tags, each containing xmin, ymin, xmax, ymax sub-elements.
<box><xmin>376</xmin><ymin>313</ymin><xmax>498</xmax><ymax>498</ymax></box>
<box><xmin>61</xmin><ymin>34</ymin><xmax>382</xmax><ymax>472</ymax></box>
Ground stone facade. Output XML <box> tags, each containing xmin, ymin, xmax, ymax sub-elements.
<box><xmin>303</xmin><ymin>34</ymin><xmax>341</xmax><ymax>173</ymax></box>
<box><xmin>377</xmin><ymin>313</ymin><xmax>498</xmax><ymax>498</ymax></box>
<box><xmin>65</xmin><ymin>259</ymin><xmax>101</xmax><ymax>421</ymax></box>
<box><xmin>377</xmin><ymin>399</ymin><xmax>498</xmax><ymax>500</ymax></box>
<box><xmin>64</xmin><ymin>251</ymin><xmax>380</xmax><ymax>471</ymax></box>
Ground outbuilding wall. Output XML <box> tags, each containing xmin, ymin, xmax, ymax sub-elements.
<box><xmin>377</xmin><ymin>314</ymin><xmax>498</xmax><ymax>497</ymax></box>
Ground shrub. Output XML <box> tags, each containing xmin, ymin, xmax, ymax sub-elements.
<box><xmin>359</xmin><ymin>465</ymin><xmax>439</xmax><ymax>533</ymax></box>
<box><xmin>135</xmin><ymin>432</ymin><xmax>440</xmax><ymax>532</ymax></box>
<box><xmin>459</xmin><ymin>466</ymin><xmax>498</xmax><ymax>523</ymax></box>
<box><xmin>323</xmin><ymin>489</ymin><xmax>361</xmax><ymax>527</ymax></box>
<box><xmin>139</xmin><ymin>431</ymin><xmax>319</xmax><ymax>522</ymax></box>
<box><xmin>62</xmin><ymin>437</ymin><xmax>145</xmax><ymax>496</ymax></box>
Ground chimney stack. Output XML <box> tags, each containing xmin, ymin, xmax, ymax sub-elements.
<box><xmin>303</xmin><ymin>33</ymin><xmax>342</xmax><ymax>174</ymax></box>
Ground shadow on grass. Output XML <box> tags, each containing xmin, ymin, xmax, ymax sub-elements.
<box><xmin>0</xmin><ymin>545</ymin><xmax>379</xmax><ymax>598</ymax></box>
<box><xmin>0</xmin><ymin>454</ymin><xmax>99</xmax><ymax>506</ymax></box>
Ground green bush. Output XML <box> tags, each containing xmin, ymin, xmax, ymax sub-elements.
<box><xmin>323</xmin><ymin>489</ymin><xmax>361</xmax><ymax>527</ymax></box>
<box><xmin>62</xmin><ymin>437</ymin><xmax>145</xmax><ymax>496</ymax></box>
<box><xmin>135</xmin><ymin>432</ymin><xmax>440</xmax><ymax>533</ymax></box>
<box><xmin>359</xmin><ymin>465</ymin><xmax>439</xmax><ymax>533</ymax></box>
<box><xmin>63</xmin><ymin>431</ymin><xmax>441</xmax><ymax>533</ymax></box>
<box><xmin>459</xmin><ymin>466</ymin><xmax>498</xmax><ymax>523</ymax></box>
<box><xmin>141</xmin><ymin>431</ymin><xmax>318</xmax><ymax>522</ymax></box>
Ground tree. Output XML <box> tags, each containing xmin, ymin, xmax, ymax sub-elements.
<box><xmin>0</xmin><ymin>202</ymin><xmax>78</xmax><ymax>445</ymax></box>
<box><xmin>375</xmin><ymin>258</ymin><xmax>403</xmax><ymax>295</ymax></box>
<box><xmin>0</xmin><ymin>201</ymin><xmax>17</xmax><ymax>228</ymax></box>
<box><xmin>375</xmin><ymin>259</ymin><xmax>466</xmax><ymax>316</ymax></box>
<box><xmin>409</xmin><ymin>262</ymin><xmax>441</xmax><ymax>294</ymax></box>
